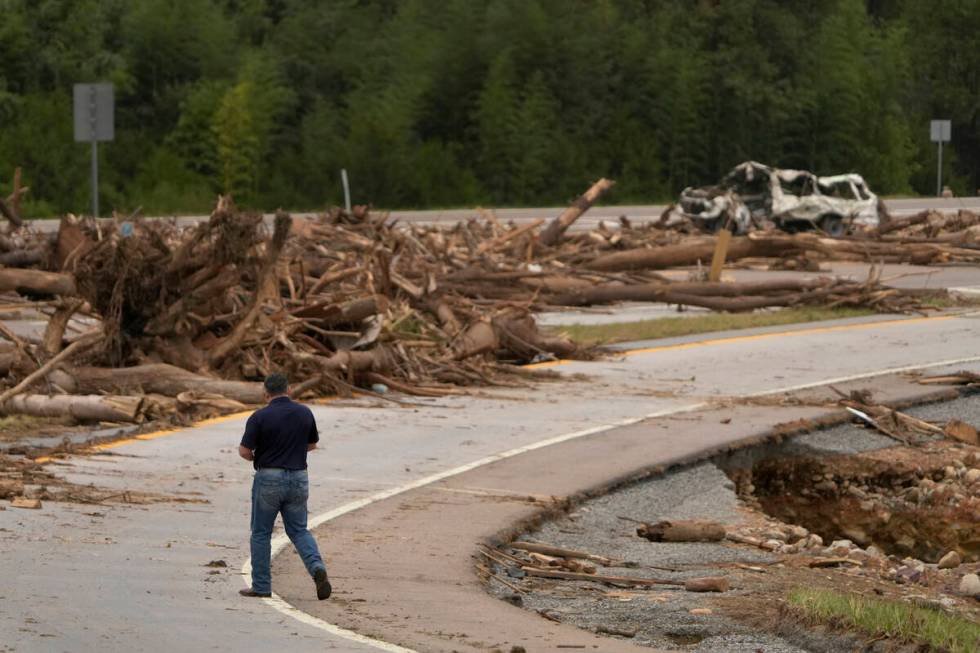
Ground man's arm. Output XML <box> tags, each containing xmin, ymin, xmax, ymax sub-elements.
<box><xmin>306</xmin><ymin>410</ymin><xmax>319</xmax><ymax>453</ymax></box>
<box><xmin>240</xmin><ymin>413</ymin><xmax>260</xmax><ymax>463</ymax></box>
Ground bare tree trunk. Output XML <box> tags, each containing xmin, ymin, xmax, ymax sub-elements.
<box><xmin>208</xmin><ymin>211</ymin><xmax>291</xmax><ymax>366</ymax></box>
<box><xmin>0</xmin><ymin>268</ymin><xmax>77</xmax><ymax>296</ymax></box>
<box><xmin>587</xmin><ymin>236</ymin><xmax>792</xmax><ymax>271</ymax></box>
<box><xmin>0</xmin><ymin>196</ymin><xmax>23</xmax><ymax>228</ymax></box>
<box><xmin>539</xmin><ymin>178</ymin><xmax>615</xmax><ymax>247</ymax></box>
<box><xmin>65</xmin><ymin>364</ymin><xmax>265</xmax><ymax>404</ymax></box>
<box><xmin>42</xmin><ymin>300</ymin><xmax>84</xmax><ymax>357</ymax></box>
<box><xmin>0</xmin><ymin>249</ymin><xmax>45</xmax><ymax>267</ymax></box>
<box><xmin>1</xmin><ymin>393</ymin><xmax>145</xmax><ymax>422</ymax></box>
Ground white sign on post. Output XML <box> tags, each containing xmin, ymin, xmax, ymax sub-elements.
<box><xmin>930</xmin><ymin>120</ymin><xmax>951</xmax><ymax>143</ymax></box>
<box><xmin>930</xmin><ymin>119</ymin><xmax>952</xmax><ymax>197</ymax></box>
<box><xmin>73</xmin><ymin>83</ymin><xmax>115</xmax><ymax>217</ymax></box>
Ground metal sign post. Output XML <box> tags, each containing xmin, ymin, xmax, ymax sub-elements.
<box><xmin>340</xmin><ymin>168</ymin><xmax>352</xmax><ymax>213</ymax></box>
<box><xmin>930</xmin><ymin>119</ymin><xmax>951</xmax><ymax>197</ymax></box>
<box><xmin>73</xmin><ymin>83</ymin><xmax>114</xmax><ymax>217</ymax></box>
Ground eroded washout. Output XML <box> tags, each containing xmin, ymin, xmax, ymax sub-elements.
<box><xmin>482</xmin><ymin>393</ymin><xmax>980</xmax><ymax>652</ymax></box>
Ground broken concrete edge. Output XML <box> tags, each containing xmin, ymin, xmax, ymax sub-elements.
<box><xmin>478</xmin><ymin>385</ymin><xmax>968</xmax><ymax>564</ymax></box>
<box><xmin>270</xmin><ymin>373</ymin><xmax>975</xmax><ymax>652</ymax></box>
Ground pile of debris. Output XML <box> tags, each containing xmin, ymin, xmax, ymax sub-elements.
<box><xmin>0</xmin><ymin>179</ymin><xmax>965</xmax><ymax>428</ymax></box>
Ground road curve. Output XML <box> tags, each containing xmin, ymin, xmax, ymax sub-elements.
<box><xmin>3</xmin><ymin>311</ymin><xmax>980</xmax><ymax>651</ymax></box>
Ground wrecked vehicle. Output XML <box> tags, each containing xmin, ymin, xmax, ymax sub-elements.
<box><xmin>667</xmin><ymin>186</ymin><xmax>754</xmax><ymax>234</ymax></box>
<box><xmin>665</xmin><ymin>161</ymin><xmax>886</xmax><ymax>236</ymax></box>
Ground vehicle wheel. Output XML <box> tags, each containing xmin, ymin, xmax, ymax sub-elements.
<box><xmin>700</xmin><ymin>218</ymin><xmax>723</xmax><ymax>233</ymax></box>
<box><xmin>819</xmin><ymin>215</ymin><xmax>844</xmax><ymax>237</ymax></box>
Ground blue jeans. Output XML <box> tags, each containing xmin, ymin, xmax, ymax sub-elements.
<box><xmin>250</xmin><ymin>468</ymin><xmax>326</xmax><ymax>594</ymax></box>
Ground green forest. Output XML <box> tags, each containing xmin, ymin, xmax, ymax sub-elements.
<box><xmin>0</xmin><ymin>0</ymin><xmax>977</xmax><ymax>217</ymax></box>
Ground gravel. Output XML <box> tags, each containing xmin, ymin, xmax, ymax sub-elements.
<box><xmin>489</xmin><ymin>393</ymin><xmax>980</xmax><ymax>651</ymax></box>
<box><xmin>492</xmin><ymin>463</ymin><xmax>804</xmax><ymax>652</ymax></box>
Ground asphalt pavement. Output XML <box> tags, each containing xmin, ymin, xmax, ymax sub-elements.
<box><xmin>24</xmin><ymin>197</ymin><xmax>980</xmax><ymax>232</ymax></box>
<box><xmin>3</xmin><ymin>309</ymin><xmax>980</xmax><ymax>651</ymax></box>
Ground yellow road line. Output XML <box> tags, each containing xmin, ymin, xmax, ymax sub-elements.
<box><xmin>31</xmin><ymin>313</ymin><xmax>954</xmax><ymax>463</ymax></box>
<box><xmin>33</xmin><ymin>400</ymin><xmax>340</xmax><ymax>463</ymax></box>
<box><xmin>526</xmin><ymin>314</ymin><xmax>954</xmax><ymax>369</ymax></box>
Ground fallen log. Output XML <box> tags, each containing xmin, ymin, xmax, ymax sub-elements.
<box><xmin>637</xmin><ymin>520</ymin><xmax>727</xmax><ymax>542</ymax></box>
<box><xmin>539</xmin><ymin>178</ymin><xmax>615</xmax><ymax>247</ymax></box>
<box><xmin>683</xmin><ymin>576</ymin><xmax>729</xmax><ymax>592</ymax></box>
<box><xmin>42</xmin><ymin>300</ymin><xmax>84</xmax><ymax>357</ymax></box>
<box><xmin>0</xmin><ymin>268</ymin><xmax>76</xmax><ymax>296</ymax></box>
<box><xmin>0</xmin><ymin>196</ymin><xmax>22</xmax><ymax>228</ymax></box>
<box><xmin>944</xmin><ymin>419</ymin><xmax>979</xmax><ymax>446</ymax></box>
<box><xmin>587</xmin><ymin>236</ymin><xmax>793</xmax><ymax>272</ymax></box>
<box><xmin>61</xmin><ymin>364</ymin><xmax>265</xmax><ymax>404</ymax></box>
<box><xmin>493</xmin><ymin>313</ymin><xmax>576</xmax><ymax>359</ymax></box>
<box><xmin>1</xmin><ymin>393</ymin><xmax>145</xmax><ymax>422</ymax></box>
<box><xmin>0</xmin><ymin>249</ymin><xmax>45</xmax><ymax>268</ymax></box>
<box><xmin>453</xmin><ymin>320</ymin><xmax>498</xmax><ymax>360</ymax></box>
<box><xmin>521</xmin><ymin>567</ymin><xmax>682</xmax><ymax>587</ymax></box>
<box><xmin>876</xmin><ymin>211</ymin><xmax>930</xmax><ymax>235</ymax></box>
<box><xmin>0</xmin><ymin>331</ymin><xmax>103</xmax><ymax>407</ymax></box>
<box><xmin>0</xmin><ymin>478</ymin><xmax>25</xmax><ymax>499</ymax></box>
<box><xmin>208</xmin><ymin>211</ymin><xmax>291</xmax><ymax>366</ymax></box>
<box><xmin>509</xmin><ymin>541</ymin><xmax>616</xmax><ymax>566</ymax></box>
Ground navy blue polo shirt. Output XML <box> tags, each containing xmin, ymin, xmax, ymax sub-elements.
<box><xmin>240</xmin><ymin>396</ymin><xmax>319</xmax><ymax>470</ymax></box>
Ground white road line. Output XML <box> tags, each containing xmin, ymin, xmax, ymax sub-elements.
<box><xmin>244</xmin><ymin>353</ymin><xmax>980</xmax><ymax>652</ymax></box>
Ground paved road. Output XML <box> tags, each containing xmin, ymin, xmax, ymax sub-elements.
<box><xmin>27</xmin><ymin>197</ymin><xmax>980</xmax><ymax>232</ymax></box>
<box><xmin>3</xmin><ymin>311</ymin><xmax>980</xmax><ymax>651</ymax></box>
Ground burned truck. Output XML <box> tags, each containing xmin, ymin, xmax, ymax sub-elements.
<box><xmin>665</xmin><ymin>161</ymin><xmax>886</xmax><ymax>236</ymax></box>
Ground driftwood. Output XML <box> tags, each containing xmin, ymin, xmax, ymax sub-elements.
<box><xmin>42</xmin><ymin>300</ymin><xmax>84</xmax><ymax>357</ymax></box>
<box><xmin>0</xmin><ymin>331</ymin><xmax>103</xmax><ymax>408</ymax></box>
<box><xmin>0</xmin><ymin>191</ymin><xmax>970</xmax><ymax>429</ymax></box>
<box><xmin>59</xmin><ymin>364</ymin><xmax>265</xmax><ymax>404</ymax></box>
<box><xmin>0</xmin><ymin>268</ymin><xmax>76</xmax><ymax>295</ymax></box>
<box><xmin>539</xmin><ymin>178</ymin><xmax>615</xmax><ymax>247</ymax></box>
<box><xmin>588</xmin><ymin>236</ymin><xmax>790</xmax><ymax>271</ymax></box>
<box><xmin>1</xmin><ymin>394</ymin><xmax>146</xmax><ymax>422</ymax></box>
<box><xmin>683</xmin><ymin>576</ymin><xmax>730</xmax><ymax>592</ymax></box>
<box><xmin>0</xmin><ymin>196</ymin><xmax>22</xmax><ymax>228</ymax></box>
<box><xmin>509</xmin><ymin>541</ymin><xmax>616</xmax><ymax>566</ymax></box>
<box><xmin>521</xmin><ymin>567</ymin><xmax>683</xmax><ymax>587</ymax></box>
<box><xmin>636</xmin><ymin>520</ymin><xmax>727</xmax><ymax>542</ymax></box>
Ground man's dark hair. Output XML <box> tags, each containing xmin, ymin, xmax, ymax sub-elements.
<box><xmin>264</xmin><ymin>373</ymin><xmax>288</xmax><ymax>396</ymax></box>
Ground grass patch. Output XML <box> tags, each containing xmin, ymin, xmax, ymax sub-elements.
<box><xmin>787</xmin><ymin>587</ymin><xmax>980</xmax><ymax>653</ymax></box>
<box><xmin>551</xmin><ymin>306</ymin><xmax>875</xmax><ymax>346</ymax></box>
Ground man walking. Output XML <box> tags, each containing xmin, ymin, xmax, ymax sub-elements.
<box><xmin>238</xmin><ymin>373</ymin><xmax>331</xmax><ymax>600</ymax></box>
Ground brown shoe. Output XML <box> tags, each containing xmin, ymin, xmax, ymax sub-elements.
<box><xmin>239</xmin><ymin>587</ymin><xmax>271</xmax><ymax>598</ymax></box>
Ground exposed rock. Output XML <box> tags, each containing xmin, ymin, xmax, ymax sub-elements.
<box><xmin>786</xmin><ymin>525</ymin><xmax>809</xmax><ymax>543</ymax></box>
<box><xmin>762</xmin><ymin>529</ymin><xmax>787</xmax><ymax>542</ymax></box>
<box><xmin>848</xmin><ymin>485</ymin><xmax>868</xmax><ymax>499</ymax></box>
<box><xmin>895</xmin><ymin>565</ymin><xmax>924</xmax><ymax>585</ymax></box>
<box><xmin>964</xmin><ymin>468</ymin><xmax>980</xmax><ymax>485</ymax></box>
<box><xmin>957</xmin><ymin>573</ymin><xmax>980</xmax><ymax>597</ymax></box>
<box><xmin>815</xmin><ymin>479</ymin><xmax>838</xmax><ymax>493</ymax></box>
<box><xmin>938</xmin><ymin>551</ymin><xmax>962</xmax><ymax>569</ymax></box>
<box><xmin>689</xmin><ymin>608</ymin><xmax>713</xmax><ymax>616</ymax></box>
<box><xmin>895</xmin><ymin>535</ymin><xmax>916</xmax><ymax>552</ymax></box>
